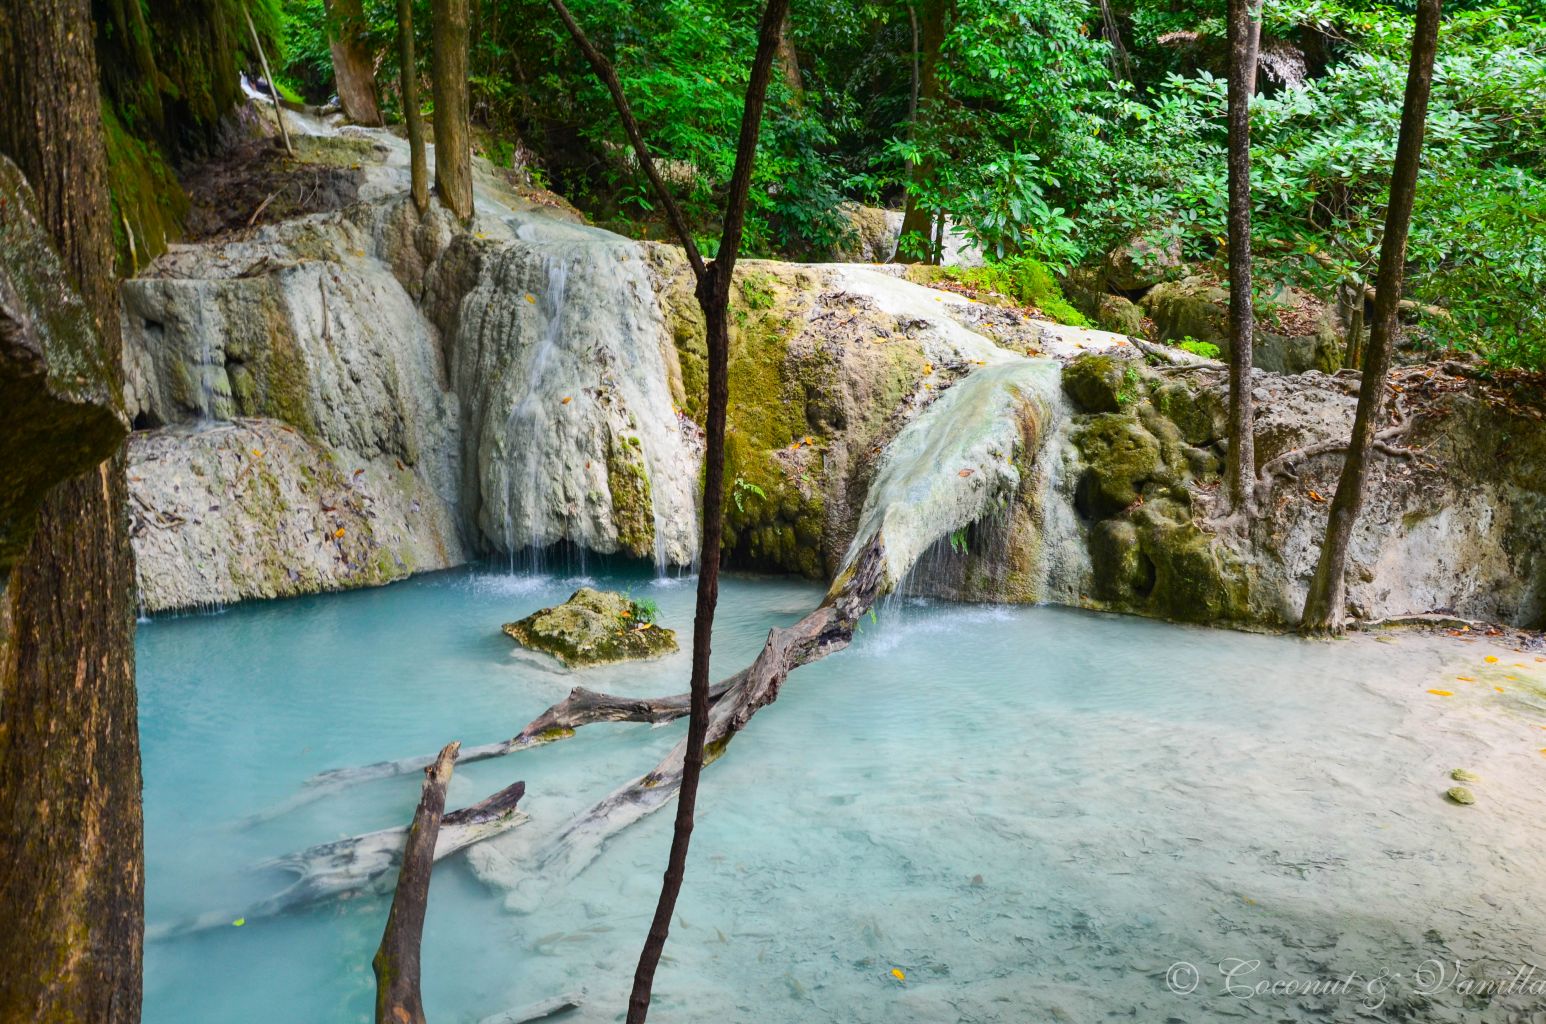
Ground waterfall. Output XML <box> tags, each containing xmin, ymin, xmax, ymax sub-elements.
<box><xmin>449</xmin><ymin>228</ymin><xmax>700</xmax><ymax>572</ymax></box>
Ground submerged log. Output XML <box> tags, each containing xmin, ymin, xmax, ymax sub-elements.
<box><xmin>374</xmin><ymin>741</ymin><xmax>459</xmax><ymax>1024</ymax></box>
<box><xmin>247</xmin><ymin>678</ymin><xmax>746</xmax><ymax>825</ymax></box>
<box><xmin>532</xmin><ymin>540</ymin><xmax>888</xmax><ymax>885</ymax></box>
<box><xmin>149</xmin><ymin>778</ymin><xmax>527</xmax><ymax>940</ymax></box>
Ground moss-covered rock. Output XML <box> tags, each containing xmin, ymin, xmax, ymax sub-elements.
<box><xmin>1104</xmin><ymin>232</ymin><xmax>1184</xmax><ymax>292</ymax></box>
<box><xmin>1445</xmin><ymin>786</ymin><xmax>1476</xmax><ymax>806</ymax></box>
<box><xmin>1073</xmin><ymin>414</ymin><xmax>1163</xmax><ymax>517</ymax></box>
<box><xmin>1062</xmin><ymin>354</ymin><xmax>1132</xmax><ymax>413</ymax></box>
<box><xmin>1142</xmin><ymin>275</ymin><xmax>1231</xmax><ymax>353</ymax></box>
<box><xmin>1151</xmin><ymin>380</ymin><xmax>1226</xmax><ymax>445</ymax></box>
<box><xmin>1133</xmin><ymin>506</ymin><xmax>1253</xmax><ymax>623</ymax></box>
<box><xmin>502</xmin><ymin>587</ymin><xmax>678</xmax><ymax>668</ymax></box>
<box><xmin>1096</xmin><ymin>294</ymin><xmax>1145</xmax><ymax>337</ymax></box>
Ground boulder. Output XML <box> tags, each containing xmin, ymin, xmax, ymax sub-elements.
<box><xmin>1142</xmin><ymin>275</ymin><xmax>1230</xmax><ymax>353</ymax></box>
<box><xmin>1073</xmin><ymin>413</ymin><xmax>1163</xmax><ymax>517</ymax></box>
<box><xmin>1062</xmin><ymin>353</ymin><xmax>1140</xmax><ymax>414</ymax></box>
<box><xmin>1095</xmin><ymin>294</ymin><xmax>1145</xmax><ymax>336</ymax></box>
<box><xmin>503</xmin><ymin>587</ymin><xmax>678</xmax><ymax>668</ymax></box>
<box><xmin>1104</xmin><ymin>233</ymin><xmax>1183</xmax><ymax>292</ymax></box>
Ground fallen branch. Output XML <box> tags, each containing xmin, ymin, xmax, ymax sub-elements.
<box><xmin>478</xmin><ymin>993</ymin><xmax>585</xmax><ymax>1024</ymax></box>
<box><xmin>245</xmin><ymin>677</ymin><xmax>744</xmax><ymax>826</ymax></box>
<box><xmin>374</xmin><ymin>741</ymin><xmax>459</xmax><ymax>1024</ymax></box>
<box><xmin>1129</xmin><ymin>336</ymin><xmax>1222</xmax><ymax>368</ymax></box>
<box><xmin>528</xmin><ymin>541</ymin><xmax>887</xmax><ymax>888</ymax></box>
<box><xmin>150</xmin><ymin>778</ymin><xmax>527</xmax><ymax>939</ymax></box>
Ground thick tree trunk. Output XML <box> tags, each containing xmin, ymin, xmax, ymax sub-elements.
<box><xmin>776</xmin><ymin>8</ymin><xmax>803</xmax><ymax>101</ymax></box>
<box><xmin>432</xmin><ymin>0</ymin><xmax>474</xmax><ymax>221</ymax></box>
<box><xmin>374</xmin><ymin>741</ymin><xmax>459</xmax><ymax>1024</ymax></box>
<box><xmin>325</xmin><ymin>0</ymin><xmax>385</xmax><ymax>125</ymax></box>
<box><xmin>0</xmin><ymin>0</ymin><xmax>142</xmax><ymax>1020</ymax></box>
<box><xmin>1300</xmin><ymin>0</ymin><xmax>1442</xmax><ymax>635</ymax></box>
<box><xmin>1224</xmin><ymin>0</ymin><xmax>1261</xmax><ymax>513</ymax></box>
<box><xmin>397</xmin><ymin>0</ymin><xmax>429</xmax><ymax>212</ymax></box>
<box><xmin>896</xmin><ymin>0</ymin><xmax>947</xmax><ymax>263</ymax></box>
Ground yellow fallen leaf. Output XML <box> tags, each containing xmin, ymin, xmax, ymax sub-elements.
<box><xmin>561</xmin><ymin>396</ymin><xmax>572</xmax><ymax>405</ymax></box>
<box><xmin>1427</xmin><ymin>689</ymin><xmax>1453</xmax><ymax>697</ymax></box>
<box><xmin>890</xmin><ymin>968</ymin><xmax>906</xmax><ymax>981</ymax></box>
<box><xmin>524</xmin><ymin>293</ymin><xmax>536</xmax><ymax>303</ymax></box>
<box><xmin>1495</xmin><ymin>686</ymin><xmax>1506</xmax><ymax>693</ymax></box>
<box><xmin>1457</xmin><ymin>676</ymin><xmax>1477</xmax><ymax>682</ymax></box>
<box><xmin>802</xmin><ymin>436</ymin><xmax>813</xmax><ymax>446</ymax></box>
<box><xmin>232</xmin><ymin>918</ymin><xmax>245</xmax><ymax>927</ymax></box>
<box><xmin>334</xmin><ymin>527</ymin><xmax>346</xmax><ymax>538</ymax></box>
<box><xmin>1308</xmin><ymin>490</ymin><xmax>1326</xmax><ymax>503</ymax></box>
<box><xmin>1485</xmin><ymin>655</ymin><xmax>1499</xmax><ymax>663</ymax></box>
<box><xmin>250</xmin><ymin>448</ymin><xmax>264</xmax><ymax>458</ymax></box>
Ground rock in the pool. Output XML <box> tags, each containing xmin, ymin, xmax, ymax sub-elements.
<box><xmin>1445</xmin><ymin>786</ymin><xmax>1476</xmax><ymax>806</ymax></box>
<box><xmin>502</xmin><ymin>587</ymin><xmax>678</xmax><ymax>668</ymax></box>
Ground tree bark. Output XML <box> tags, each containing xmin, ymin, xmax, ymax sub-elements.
<box><xmin>0</xmin><ymin>0</ymin><xmax>142</xmax><ymax>1020</ymax></box>
<box><xmin>1344</xmin><ymin>278</ymin><xmax>1365</xmax><ymax>370</ymax></box>
<box><xmin>896</xmin><ymin>0</ymin><xmax>947</xmax><ymax>263</ymax></box>
<box><xmin>432</xmin><ymin>0</ymin><xmax>474</xmax><ymax>221</ymax></box>
<box><xmin>1300</xmin><ymin>0</ymin><xmax>1442</xmax><ymax>635</ymax></box>
<box><xmin>1224</xmin><ymin>0</ymin><xmax>1261</xmax><ymax>514</ymax></box>
<box><xmin>776</xmin><ymin>7</ymin><xmax>804</xmax><ymax>101</ymax></box>
<box><xmin>325</xmin><ymin>0</ymin><xmax>385</xmax><ymax>125</ymax></box>
<box><xmin>374</xmin><ymin>741</ymin><xmax>459</xmax><ymax>1024</ymax></box>
<box><xmin>397</xmin><ymin>0</ymin><xmax>429</xmax><ymax>213</ymax></box>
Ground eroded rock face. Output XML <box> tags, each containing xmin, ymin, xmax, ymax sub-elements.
<box><xmin>128</xmin><ymin>419</ymin><xmax>463</xmax><ymax>611</ymax></box>
<box><xmin>969</xmin><ymin>353</ymin><xmax>1546</xmax><ymax>629</ymax></box>
<box><xmin>1142</xmin><ymin>276</ymin><xmax>1343</xmax><ymax>374</ymax></box>
<box><xmin>502</xmin><ymin>587</ymin><xmax>677</xmax><ymax>668</ymax></box>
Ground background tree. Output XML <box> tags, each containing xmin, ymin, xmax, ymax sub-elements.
<box><xmin>432</xmin><ymin>0</ymin><xmax>474</xmax><ymax>221</ymax></box>
<box><xmin>895</xmin><ymin>0</ymin><xmax>948</xmax><ymax>262</ymax></box>
<box><xmin>324</xmin><ymin>0</ymin><xmax>384</xmax><ymax>124</ymax></box>
<box><xmin>0</xmin><ymin>0</ymin><xmax>142</xmax><ymax>1019</ymax></box>
<box><xmin>1300</xmin><ymin>0</ymin><xmax>1443</xmax><ymax>635</ymax></box>
<box><xmin>397</xmin><ymin>0</ymin><xmax>428</xmax><ymax>213</ymax></box>
<box><xmin>544</xmin><ymin>0</ymin><xmax>790</xmax><ymax>1018</ymax></box>
<box><xmin>1225</xmin><ymin>0</ymin><xmax>1261</xmax><ymax>513</ymax></box>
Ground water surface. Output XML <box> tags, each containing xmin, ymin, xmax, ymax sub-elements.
<box><xmin>140</xmin><ymin>568</ymin><xmax>1546</xmax><ymax>1022</ymax></box>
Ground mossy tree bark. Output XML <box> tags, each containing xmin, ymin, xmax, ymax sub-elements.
<box><xmin>325</xmin><ymin>0</ymin><xmax>385</xmax><ymax>125</ymax></box>
<box><xmin>397</xmin><ymin>0</ymin><xmax>429</xmax><ymax>213</ymax></box>
<box><xmin>1300</xmin><ymin>0</ymin><xmax>1442</xmax><ymax>635</ymax></box>
<box><xmin>0</xmin><ymin>0</ymin><xmax>142</xmax><ymax>1020</ymax></box>
<box><xmin>896</xmin><ymin>0</ymin><xmax>947</xmax><ymax>264</ymax></box>
<box><xmin>545</xmin><ymin>0</ymin><xmax>790</xmax><ymax>1018</ymax></box>
<box><xmin>1225</xmin><ymin>0</ymin><xmax>1261</xmax><ymax>513</ymax></box>
<box><xmin>431</xmin><ymin>0</ymin><xmax>474</xmax><ymax>222</ymax></box>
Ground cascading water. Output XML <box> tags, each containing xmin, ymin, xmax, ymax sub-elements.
<box><xmin>449</xmin><ymin>225</ymin><xmax>700</xmax><ymax>574</ymax></box>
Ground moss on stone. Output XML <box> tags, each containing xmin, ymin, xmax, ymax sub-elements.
<box><xmin>503</xmin><ymin>587</ymin><xmax>679</xmax><ymax>668</ymax></box>
<box><xmin>102</xmin><ymin>103</ymin><xmax>188</xmax><ymax>275</ymax></box>
<box><xmin>1073</xmin><ymin>414</ymin><xmax>1163</xmax><ymax>518</ymax></box>
<box><xmin>1063</xmin><ymin>353</ymin><xmax>1136</xmax><ymax>413</ymax></box>
<box><xmin>606</xmin><ymin>430</ymin><xmax>656</xmax><ymax>558</ymax></box>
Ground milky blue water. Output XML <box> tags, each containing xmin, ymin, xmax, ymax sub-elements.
<box><xmin>139</xmin><ymin>568</ymin><xmax>1546</xmax><ymax>1022</ymax></box>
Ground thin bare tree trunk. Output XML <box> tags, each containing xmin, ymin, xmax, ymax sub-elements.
<box><xmin>776</xmin><ymin>8</ymin><xmax>803</xmax><ymax>101</ymax></box>
<box><xmin>432</xmin><ymin>0</ymin><xmax>474</xmax><ymax>221</ymax></box>
<box><xmin>545</xmin><ymin>1</ymin><xmax>790</xmax><ymax>1019</ymax></box>
<box><xmin>896</xmin><ymin>0</ymin><xmax>946</xmax><ymax>263</ymax></box>
<box><xmin>1225</xmin><ymin>0</ymin><xmax>1261</xmax><ymax>513</ymax></box>
<box><xmin>1300</xmin><ymin>0</ymin><xmax>1442</xmax><ymax>635</ymax></box>
<box><xmin>397</xmin><ymin>0</ymin><xmax>429</xmax><ymax>213</ymax></box>
<box><xmin>1344</xmin><ymin>278</ymin><xmax>1365</xmax><ymax>370</ymax></box>
<box><xmin>244</xmin><ymin>4</ymin><xmax>293</xmax><ymax>155</ymax></box>
<box><xmin>1096</xmin><ymin>0</ymin><xmax>1132</xmax><ymax>82</ymax></box>
<box><xmin>373</xmin><ymin>741</ymin><xmax>459</xmax><ymax>1024</ymax></box>
<box><xmin>325</xmin><ymin>0</ymin><xmax>385</xmax><ymax>125</ymax></box>
<box><xmin>0</xmin><ymin>0</ymin><xmax>141</xmax><ymax>1019</ymax></box>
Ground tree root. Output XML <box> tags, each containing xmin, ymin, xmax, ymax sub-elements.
<box><xmin>1252</xmin><ymin>424</ymin><xmax>1415</xmax><ymax>507</ymax></box>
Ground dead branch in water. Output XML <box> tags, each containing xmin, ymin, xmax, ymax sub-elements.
<box><xmin>374</xmin><ymin>741</ymin><xmax>460</xmax><ymax>1024</ymax></box>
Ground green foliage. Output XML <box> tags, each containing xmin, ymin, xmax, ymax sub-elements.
<box><xmin>945</xmin><ymin>257</ymin><xmax>1091</xmax><ymax>327</ymax></box>
<box><xmin>1176</xmin><ymin>338</ymin><xmax>1221</xmax><ymax>359</ymax></box>
<box><xmin>628</xmin><ymin>596</ymin><xmax>659</xmax><ymax>625</ymax></box>
<box><xmin>732</xmin><ymin>476</ymin><xmax>769</xmax><ymax>514</ymax></box>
